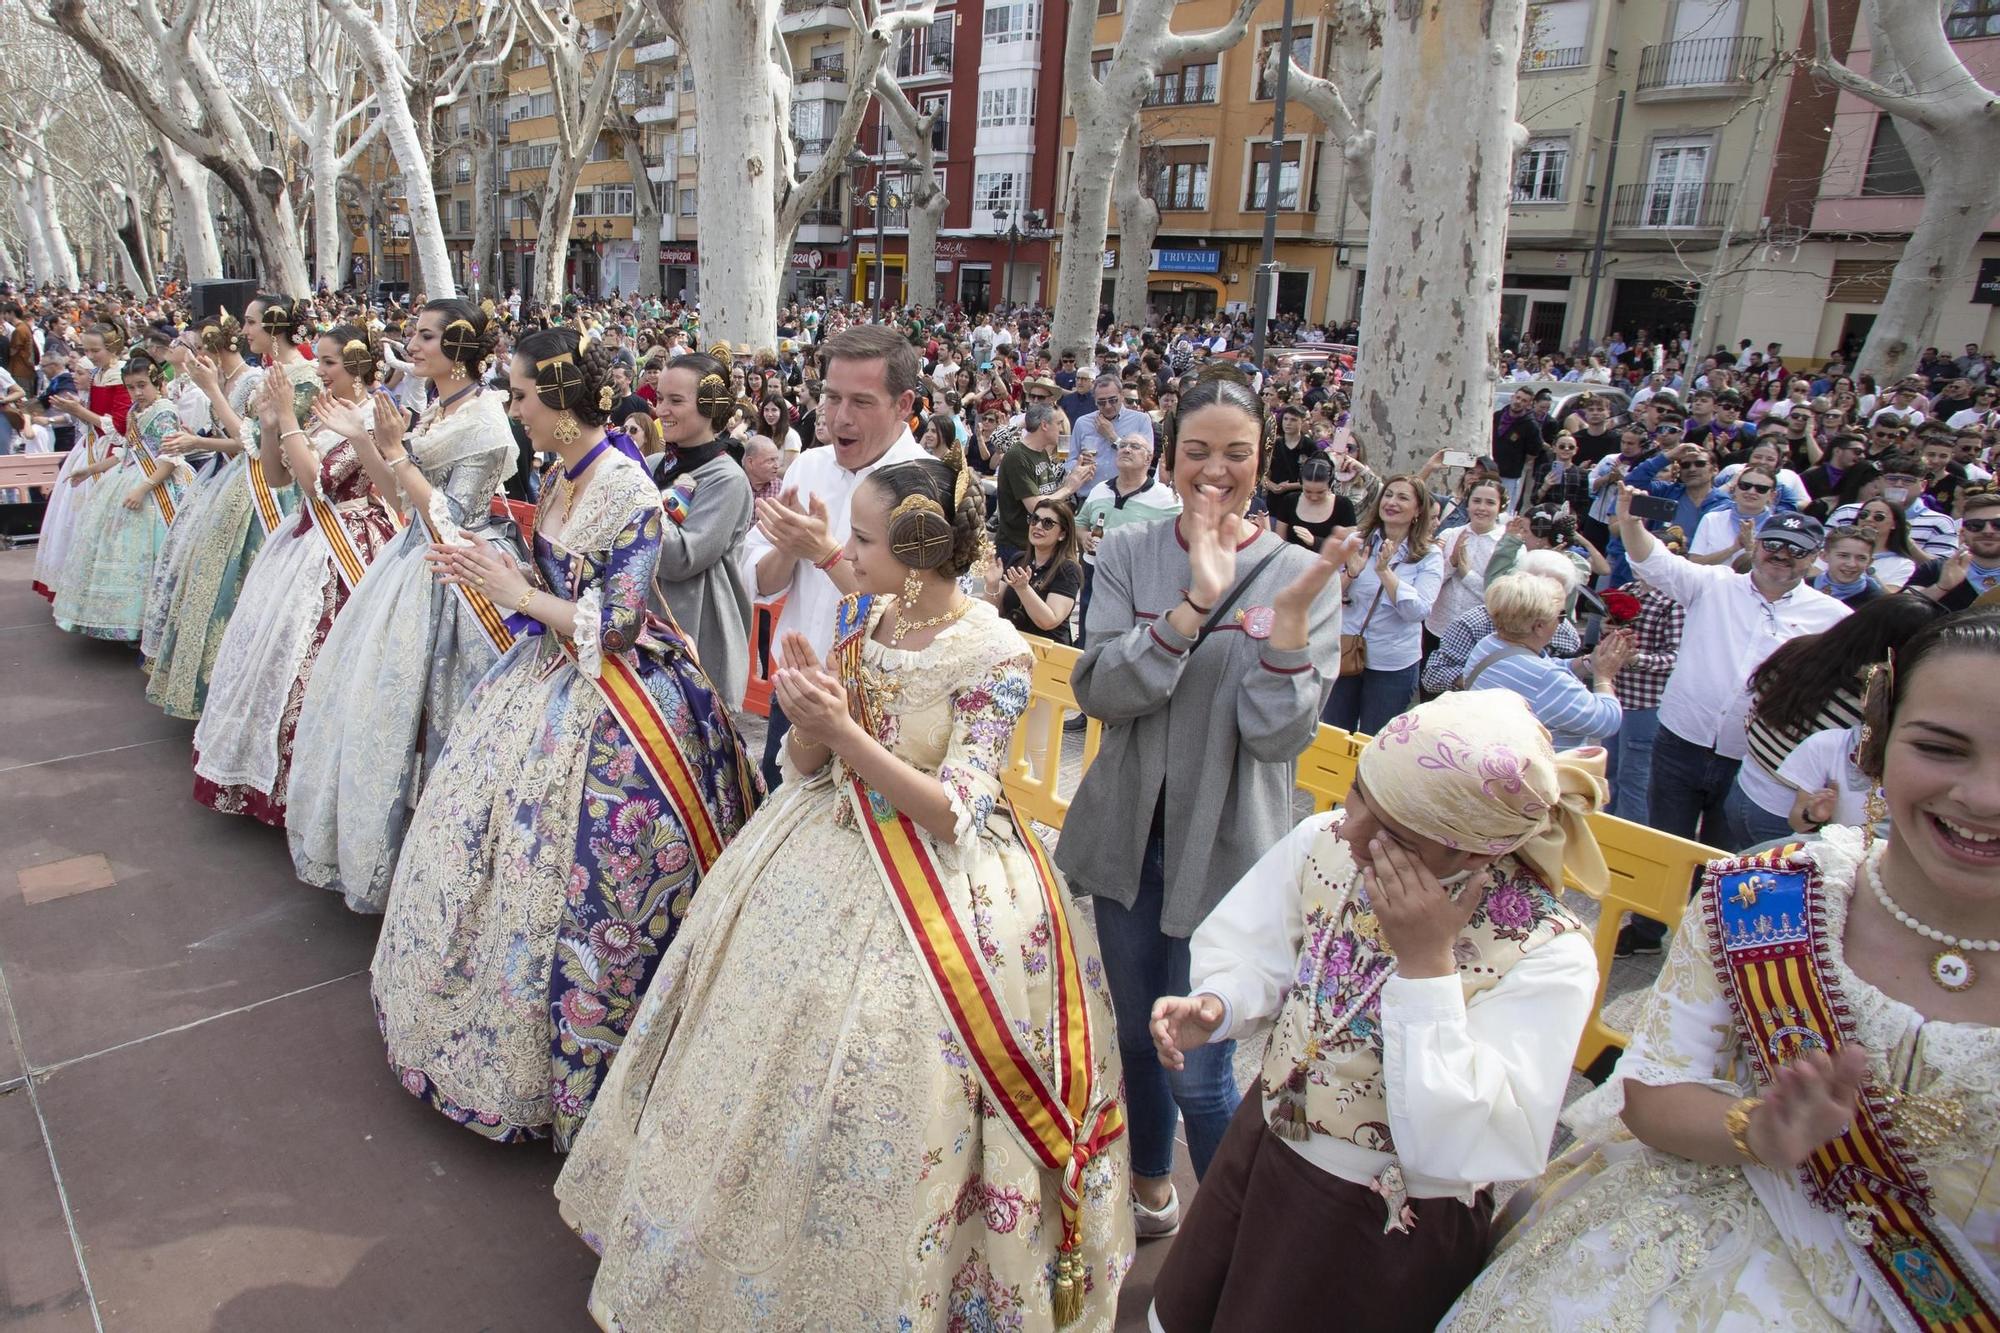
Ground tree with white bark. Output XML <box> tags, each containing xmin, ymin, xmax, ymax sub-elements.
<box><xmin>503</xmin><ymin>0</ymin><xmax>644</xmax><ymax>309</ymax></box>
<box><xmin>1054</xmin><ymin>0</ymin><xmax>1261</xmax><ymax>360</ymax></box>
<box><xmin>1109</xmin><ymin>122</ymin><xmax>1160</xmax><ymax>329</ymax></box>
<box><xmin>1278</xmin><ymin>0</ymin><xmax>1382</xmax><ymax>237</ymax></box>
<box><xmin>1350</xmin><ymin>0</ymin><xmax>1529</xmax><ymax>475</ymax></box>
<box><xmin>317</xmin><ymin>0</ymin><xmax>515</xmax><ymax>300</ymax></box>
<box><xmin>873</xmin><ymin>64</ymin><xmax>946</xmax><ymax>310</ymax></box>
<box><xmin>45</xmin><ymin>0</ymin><xmax>313</xmax><ymax>293</ymax></box>
<box><xmin>1811</xmin><ymin>0</ymin><xmax>2000</xmax><ymax>384</ymax></box>
<box><xmin>612</xmin><ymin>100</ymin><xmax>666</xmax><ymax>303</ymax></box>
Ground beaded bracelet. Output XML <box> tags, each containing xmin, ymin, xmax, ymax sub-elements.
<box><xmin>813</xmin><ymin>545</ymin><xmax>843</xmax><ymax>571</ymax></box>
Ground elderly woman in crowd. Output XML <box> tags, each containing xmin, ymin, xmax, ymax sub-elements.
<box><xmin>1148</xmin><ymin>690</ymin><xmax>1606</xmax><ymax>1331</ymax></box>
<box><xmin>1462</xmin><ymin>570</ymin><xmax>1633</xmax><ymax>749</ymax></box>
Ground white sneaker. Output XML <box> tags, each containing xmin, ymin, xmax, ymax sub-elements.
<box><xmin>1132</xmin><ymin>1185</ymin><xmax>1181</xmax><ymax>1238</ymax></box>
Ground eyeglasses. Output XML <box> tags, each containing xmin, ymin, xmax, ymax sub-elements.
<box><xmin>1758</xmin><ymin>539</ymin><xmax>1808</xmax><ymax>558</ymax></box>
<box><xmin>1963</xmin><ymin>517</ymin><xmax>2000</xmax><ymax>533</ymax></box>
<box><xmin>1029</xmin><ymin>514</ymin><xmax>1062</xmax><ymax>529</ymax></box>
<box><xmin>1028</xmin><ymin>394</ymin><xmax>1053</xmax><ymax>402</ymax></box>
<box><xmin>1735</xmin><ymin>480</ymin><xmax>1774</xmax><ymax>494</ymax></box>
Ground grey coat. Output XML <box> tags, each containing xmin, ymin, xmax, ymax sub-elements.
<box><xmin>1055</xmin><ymin>519</ymin><xmax>1341</xmax><ymax>937</ymax></box>
<box><xmin>649</xmin><ymin>452</ymin><xmax>754</xmax><ymax>709</ymax></box>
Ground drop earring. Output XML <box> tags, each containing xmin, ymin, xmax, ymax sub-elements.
<box><xmin>552</xmin><ymin>413</ymin><xmax>581</xmax><ymax>447</ymax></box>
<box><xmin>901</xmin><ymin>569</ymin><xmax>923</xmax><ymax>607</ymax></box>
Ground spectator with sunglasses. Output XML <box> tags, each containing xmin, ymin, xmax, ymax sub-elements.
<box><xmin>1626</xmin><ymin>440</ymin><xmax>1734</xmax><ymax>539</ymax></box>
<box><xmin>1607</xmin><ymin>492</ymin><xmax>1847</xmax><ymax>954</ymax></box>
<box><xmin>1690</xmin><ymin>464</ymin><xmax>1782</xmax><ymax>568</ymax></box>
<box><xmin>1825</xmin><ymin>451</ymin><xmax>1961</xmax><ymax>557</ymax></box>
<box><xmin>1908</xmin><ymin>485</ymin><xmax>2000</xmax><ymax>611</ymax></box>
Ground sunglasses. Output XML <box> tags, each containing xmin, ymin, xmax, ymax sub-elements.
<box><xmin>1029</xmin><ymin>514</ymin><xmax>1062</xmax><ymax>529</ymax></box>
<box><xmin>1758</xmin><ymin>539</ymin><xmax>1808</xmax><ymax>558</ymax></box>
<box><xmin>1029</xmin><ymin>394</ymin><xmax>1053</xmax><ymax>402</ymax></box>
<box><xmin>1735</xmin><ymin>480</ymin><xmax>1774</xmax><ymax>494</ymax></box>
<box><xmin>1963</xmin><ymin>517</ymin><xmax>2000</xmax><ymax>533</ymax></box>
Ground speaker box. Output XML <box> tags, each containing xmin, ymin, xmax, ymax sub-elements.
<box><xmin>190</xmin><ymin>278</ymin><xmax>259</xmax><ymax>323</ymax></box>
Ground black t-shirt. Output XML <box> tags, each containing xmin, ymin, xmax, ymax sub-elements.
<box><xmin>1574</xmin><ymin>425</ymin><xmax>1622</xmax><ymax>466</ymax></box>
<box><xmin>1000</xmin><ymin>557</ymin><xmax>1083</xmax><ymax>645</ymax></box>
<box><xmin>1283</xmin><ymin>497</ymin><xmax>1357</xmax><ymax>552</ymax></box>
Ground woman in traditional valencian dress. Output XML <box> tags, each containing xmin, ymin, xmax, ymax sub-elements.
<box><xmin>145</xmin><ymin>297</ymin><xmax>317</xmax><ymax>719</ymax></box>
<box><xmin>51</xmin><ymin>351</ymin><xmax>192</xmax><ymax>640</ymax></box>
<box><xmin>191</xmin><ymin>327</ymin><xmax>395</xmax><ymax>825</ymax></box>
<box><xmin>287</xmin><ymin>299</ymin><xmax>519</xmax><ymax>912</ymax></box>
<box><xmin>139</xmin><ymin>315</ymin><xmax>263</xmax><ymax>666</ymax></box>
<box><xmin>1443</xmin><ymin>607</ymin><xmax>2000</xmax><ymax>1332</ymax></box>
<box><xmin>33</xmin><ymin>324</ymin><xmax>133</xmax><ymax>602</ymax></box>
<box><xmin>554</xmin><ymin>451</ymin><xmax>1135</xmax><ymax>1332</ymax></box>
<box><xmin>370</xmin><ymin>328</ymin><xmax>756</xmax><ymax>1147</ymax></box>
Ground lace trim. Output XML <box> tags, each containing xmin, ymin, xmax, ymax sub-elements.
<box><xmin>573</xmin><ymin>585</ymin><xmax>604</xmax><ymax>678</ymax></box>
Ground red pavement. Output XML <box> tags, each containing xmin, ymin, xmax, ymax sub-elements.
<box><xmin>0</xmin><ymin>548</ymin><xmax>1184</xmax><ymax>1332</ymax></box>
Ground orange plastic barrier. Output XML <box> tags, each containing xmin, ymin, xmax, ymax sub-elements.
<box><xmin>743</xmin><ymin>598</ymin><xmax>787</xmax><ymax>718</ymax></box>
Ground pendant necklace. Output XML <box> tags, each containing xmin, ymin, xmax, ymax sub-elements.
<box><xmin>1868</xmin><ymin>856</ymin><xmax>1999</xmax><ymax>993</ymax></box>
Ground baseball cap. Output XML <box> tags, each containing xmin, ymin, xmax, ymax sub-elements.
<box><xmin>1761</xmin><ymin>511</ymin><xmax>1825</xmax><ymax>552</ymax></box>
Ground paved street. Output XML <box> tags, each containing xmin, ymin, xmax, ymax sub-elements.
<box><xmin>0</xmin><ymin>547</ymin><xmax>1192</xmax><ymax>1332</ymax></box>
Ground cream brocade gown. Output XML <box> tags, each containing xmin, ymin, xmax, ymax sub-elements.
<box><xmin>1442</xmin><ymin>827</ymin><xmax>2000</xmax><ymax>1332</ymax></box>
<box><xmin>555</xmin><ymin>598</ymin><xmax>1134</xmax><ymax>1332</ymax></box>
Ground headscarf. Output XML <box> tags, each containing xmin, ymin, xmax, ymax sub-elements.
<box><xmin>1358</xmin><ymin>691</ymin><xmax>1609</xmax><ymax>896</ymax></box>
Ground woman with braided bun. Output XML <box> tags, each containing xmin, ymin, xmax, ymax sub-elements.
<box><xmin>34</xmin><ymin>323</ymin><xmax>133</xmax><ymax>601</ymax></box>
<box><xmin>286</xmin><ymin>298</ymin><xmax>524</xmax><ymax>912</ymax></box>
<box><xmin>556</xmin><ymin>453</ymin><xmax>1135</xmax><ymax>1332</ymax></box>
<box><xmin>192</xmin><ymin>324</ymin><xmax>396</xmax><ymax>824</ymax></box>
<box><xmin>371</xmin><ymin>326</ymin><xmax>757</xmax><ymax>1147</ymax></box>
<box><xmin>143</xmin><ymin>295</ymin><xmax>320</xmax><ymax>718</ymax></box>
<box><xmin>641</xmin><ymin>350</ymin><xmax>755</xmax><ymax>708</ymax></box>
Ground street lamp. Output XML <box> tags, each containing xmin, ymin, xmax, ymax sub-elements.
<box><xmin>847</xmin><ymin>140</ymin><xmax>902</xmax><ymax>309</ymax></box>
<box><xmin>991</xmin><ymin>207</ymin><xmax>1025</xmax><ymax>309</ymax></box>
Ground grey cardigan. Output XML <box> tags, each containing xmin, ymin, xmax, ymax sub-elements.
<box><xmin>1056</xmin><ymin>519</ymin><xmax>1341</xmax><ymax>936</ymax></box>
<box><xmin>649</xmin><ymin>452</ymin><xmax>754</xmax><ymax>710</ymax></box>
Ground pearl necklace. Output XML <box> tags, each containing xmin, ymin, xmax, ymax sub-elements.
<box><xmin>1867</xmin><ymin>854</ymin><xmax>2000</xmax><ymax>993</ymax></box>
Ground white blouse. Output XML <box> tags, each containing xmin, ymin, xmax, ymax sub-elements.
<box><xmin>1190</xmin><ymin>812</ymin><xmax>1598</xmax><ymax>1201</ymax></box>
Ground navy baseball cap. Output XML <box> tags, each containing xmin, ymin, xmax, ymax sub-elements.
<box><xmin>1762</xmin><ymin>511</ymin><xmax>1825</xmax><ymax>551</ymax></box>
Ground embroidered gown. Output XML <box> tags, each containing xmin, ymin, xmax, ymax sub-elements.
<box><xmin>287</xmin><ymin>391</ymin><xmax>520</xmax><ymax>912</ymax></box>
<box><xmin>1441</xmin><ymin>828</ymin><xmax>2000</xmax><ymax>1332</ymax></box>
<box><xmin>144</xmin><ymin>361</ymin><xmax>316</xmax><ymax>719</ymax></box>
<box><xmin>33</xmin><ymin>363</ymin><xmax>131</xmax><ymax>602</ymax></box>
<box><xmin>370</xmin><ymin>453</ymin><xmax>756</xmax><ymax>1147</ymax></box>
<box><xmin>51</xmin><ymin>399</ymin><xmax>190</xmax><ymax>640</ymax></box>
<box><xmin>191</xmin><ymin>425</ymin><xmax>396</xmax><ymax>825</ymax></box>
<box><xmin>553</xmin><ymin>597</ymin><xmax>1135</xmax><ymax>1333</ymax></box>
<box><xmin>139</xmin><ymin>364</ymin><xmax>266</xmax><ymax>665</ymax></box>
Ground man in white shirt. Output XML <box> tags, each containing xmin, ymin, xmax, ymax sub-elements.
<box><xmin>1610</xmin><ymin>493</ymin><xmax>1847</xmax><ymax>953</ymax></box>
<box><xmin>739</xmin><ymin>324</ymin><xmax>927</xmax><ymax>789</ymax></box>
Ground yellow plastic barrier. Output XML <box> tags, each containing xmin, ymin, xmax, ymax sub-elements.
<box><xmin>997</xmin><ymin>648</ymin><xmax>1722</xmax><ymax>1078</ymax></box>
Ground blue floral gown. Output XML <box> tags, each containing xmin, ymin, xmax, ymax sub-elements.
<box><xmin>370</xmin><ymin>451</ymin><xmax>758</xmax><ymax>1148</ymax></box>
<box><xmin>52</xmin><ymin>399</ymin><xmax>190</xmax><ymax>640</ymax></box>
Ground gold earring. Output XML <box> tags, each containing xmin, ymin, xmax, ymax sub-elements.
<box><xmin>901</xmin><ymin>569</ymin><xmax>923</xmax><ymax>607</ymax></box>
<box><xmin>552</xmin><ymin>413</ymin><xmax>581</xmax><ymax>447</ymax></box>
<box><xmin>1862</xmin><ymin>786</ymin><xmax>1888</xmax><ymax>850</ymax></box>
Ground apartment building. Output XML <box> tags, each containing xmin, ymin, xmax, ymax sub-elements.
<box><xmin>1057</xmin><ymin>0</ymin><xmax>1816</xmax><ymax>348</ymax></box>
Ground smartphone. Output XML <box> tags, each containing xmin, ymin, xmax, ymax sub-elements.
<box><xmin>1442</xmin><ymin>449</ymin><xmax>1478</xmax><ymax>469</ymax></box>
<box><xmin>1627</xmin><ymin>493</ymin><xmax>1679</xmax><ymax>522</ymax></box>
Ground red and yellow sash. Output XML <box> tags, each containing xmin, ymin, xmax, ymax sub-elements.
<box><xmin>245</xmin><ymin>452</ymin><xmax>285</xmax><ymax>537</ymax></box>
<box><xmin>833</xmin><ymin>594</ymin><xmax>1122</xmax><ymax>1326</ymax></box>
<box><xmin>559</xmin><ymin>638</ymin><xmax>727</xmax><ymax>874</ymax></box>
<box><xmin>1703</xmin><ymin>848</ymin><xmax>2000</xmax><ymax>1332</ymax></box>
<box><xmin>304</xmin><ymin>491</ymin><xmax>369</xmax><ymax>595</ymax></box>
<box><xmin>415</xmin><ymin>501</ymin><xmax>514</xmax><ymax>654</ymax></box>
<box><xmin>126</xmin><ymin>428</ymin><xmax>178</xmax><ymax>527</ymax></box>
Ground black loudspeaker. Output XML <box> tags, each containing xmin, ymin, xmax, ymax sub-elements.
<box><xmin>190</xmin><ymin>278</ymin><xmax>259</xmax><ymax>323</ymax></box>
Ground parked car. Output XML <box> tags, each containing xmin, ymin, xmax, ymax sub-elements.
<box><xmin>1491</xmin><ymin>379</ymin><xmax>1632</xmax><ymax>421</ymax></box>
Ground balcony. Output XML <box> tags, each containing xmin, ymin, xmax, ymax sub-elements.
<box><xmin>634</xmin><ymin>36</ymin><xmax>679</xmax><ymax>64</ymax></box>
<box><xmin>1519</xmin><ymin>45</ymin><xmax>1587</xmax><ymax>73</ymax></box>
<box><xmin>779</xmin><ymin>0</ymin><xmax>854</xmax><ymax>36</ymax></box>
<box><xmin>1611</xmin><ymin>181</ymin><xmax>1735</xmax><ymax>232</ymax></box>
<box><xmin>794</xmin><ymin>137</ymin><xmax>831</xmax><ymax>170</ymax></box>
<box><xmin>635</xmin><ymin>89</ymin><xmax>679</xmax><ymax>123</ymax></box>
<box><xmin>896</xmin><ymin>48</ymin><xmax>953</xmax><ymax>82</ymax></box>
<box><xmin>1636</xmin><ymin>36</ymin><xmax>1762</xmax><ymax>96</ymax></box>
<box><xmin>797</xmin><ymin>208</ymin><xmax>845</xmax><ymax>245</ymax></box>
<box><xmin>647</xmin><ymin>156</ymin><xmax>675</xmax><ymax>184</ymax></box>
<box><xmin>794</xmin><ymin>66</ymin><xmax>849</xmax><ymax>102</ymax></box>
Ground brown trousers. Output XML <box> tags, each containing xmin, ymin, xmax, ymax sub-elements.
<box><xmin>1152</xmin><ymin>1095</ymin><xmax>1493</xmax><ymax>1332</ymax></box>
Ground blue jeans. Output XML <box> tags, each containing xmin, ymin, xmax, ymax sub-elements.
<box><xmin>759</xmin><ymin>696</ymin><xmax>792</xmax><ymax>794</ymax></box>
<box><xmin>1093</xmin><ymin>813</ymin><xmax>1239</xmax><ymax>1182</ymax></box>
<box><xmin>1322</xmin><ymin>663</ymin><xmax>1420</xmax><ymax>736</ymax></box>
<box><xmin>1608</xmin><ymin>707</ymin><xmax>1660</xmax><ymax>824</ymax></box>
<box><xmin>1726</xmin><ymin>778</ymin><xmax>1796</xmax><ymax>851</ymax></box>
<box><xmin>1630</xmin><ymin>727</ymin><xmax>1740</xmax><ymax>946</ymax></box>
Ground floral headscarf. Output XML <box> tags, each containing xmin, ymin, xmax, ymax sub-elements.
<box><xmin>1361</xmin><ymin>691</ymin><xmax>1608</xmax><ymax>895</ymax></box>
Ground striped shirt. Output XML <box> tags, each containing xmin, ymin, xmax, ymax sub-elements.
<box><xmin>1826</xmin><ymin>497</ymin><xmax>1961</xmax><ymax>559</ymax></box>
<box><xmin>1463</xmin><ymin>632</ymin><xmax>1624</xmax><ymax>748</ymax></box>
<box><xmin>1739</xmin><ymin>685</ymin><xmax>1866</xmax><ymax>817</ymax></box>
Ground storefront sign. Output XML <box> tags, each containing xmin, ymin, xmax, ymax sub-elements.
<box><xmin>936</xmin><ymin>239</ymin><xmax>970</xmax><ymax>259</ymax></box>
<box><xmin>1152</xmin><ymin>247</ymin><xmax>1221</xmax><ymax>274</ymax></box>
<box><xmin>659</xmin><ymin>244</ymin><xmax>697</xmax><ymax>264</ymax></box>
<box><xmin>935</xmin><ymin>259</ymin><xmax>954</xmax><ymax>273</ymax></box>
<box><xmin>790</xmin><ymin>248</ymin><xmax>825</xmax><ymax>270</ymax></box>
<box><xmin>1975</xmin><ymin>257</ymin><xmax>2000</xmax><ymax>305</ymax></box>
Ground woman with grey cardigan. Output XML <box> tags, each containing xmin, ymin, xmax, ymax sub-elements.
<box><xmin>1057</xmin><ymin>371</ymin><xmax>1349</xmax><ymax>1238</ymax></box>
<box><xmin>647</xmin><ymin>352</ymin><xmax>755</xmax><ymax>710</ymax></box>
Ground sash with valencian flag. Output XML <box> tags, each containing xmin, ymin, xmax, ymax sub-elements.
<box><xmin>245</xmin><ymin>446</ymin><xmax>285</xmax><ymax>538</ymax></box>
<box><xmin>1703</xmin><ymin>847</ymin><xmax>2000</xmax><ymax>1332</ymax></box>
<box><xmin>125</xmin><ymin>415</ymin><xmax>180</xmax><ymax>527</ymax></box>
<box><xmin>413</xmin><ymin>498</ymin><xmax>515</xmax><ymax>655</ymax></box>
<box><xmin>831</xmin><ymin>593</ymin><xmax>1124</xmax><ymax>1326</ymax></box>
